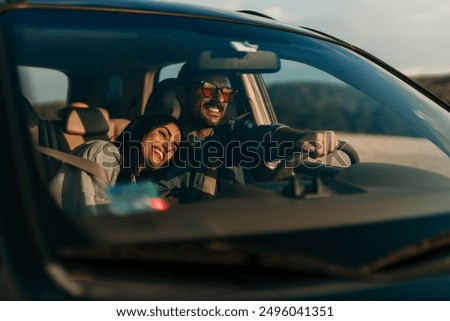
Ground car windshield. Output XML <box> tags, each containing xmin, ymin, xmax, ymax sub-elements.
<box><xmin>3</xmin><ymin>7</ymin><xmax>450</xmax><ymax>274</ymax></box>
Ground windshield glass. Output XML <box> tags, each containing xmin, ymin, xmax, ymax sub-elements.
<box><xmin>263</xmin><ymin>59</ymin><xmax>450</xmax><ymax>176</ymax></box>
<box><xmin>3</xmin><ymin>8</ymin><xmax>450</xmax><ymax>269</ymax></box>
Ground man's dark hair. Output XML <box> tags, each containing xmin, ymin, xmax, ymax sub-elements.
<box><xmin>177</xmin><ymin>61</ymin><xmax>232</xmax><ymax>86</ymax></box>
<box><xmin>177</xmin><ymin>61</ymin><xmax>196</xmax><ymax>85</ymax></box>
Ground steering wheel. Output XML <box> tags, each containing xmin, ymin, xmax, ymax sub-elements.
<box><xmin>269</xmin><ymin>140</ymin><xmax>360</xmax><ymax>181</ymax></box>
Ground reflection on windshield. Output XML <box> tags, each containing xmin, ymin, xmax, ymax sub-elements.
<box><xmin>108</xmin><ymin>181</ymin><xmax>169</xmax><ymax>215</ymax></box>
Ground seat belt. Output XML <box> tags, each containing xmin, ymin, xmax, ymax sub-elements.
<box><xmin>36</xmin><ymin>145</ymin><xmax>110</xmax><ymax>184</ymax></box>
<box><xmin>201</xmin><ymin>166</ymin><xmax>217</xmax><ymax>197</ymax></box>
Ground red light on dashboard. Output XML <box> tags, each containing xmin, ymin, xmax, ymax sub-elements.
<box><xmin>149</xmin><ymin>198</ymin><xmax>169</xmax><ymax>211</ymax></box>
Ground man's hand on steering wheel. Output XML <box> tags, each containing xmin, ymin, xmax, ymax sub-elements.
<box><xmin>295</xmin><ymin>130</ymin><xmax>339</xmax><ymax>158</ymax></box>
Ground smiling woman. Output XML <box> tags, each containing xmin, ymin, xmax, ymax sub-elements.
<box><xmin>49</xmin><ymin>114</ymin><xmax>181</xmax><ymax>217</ymax></box>
<box><xmin>141</xmin><ymin>123</ymin><xmax>180</xmax><ymax>168</ymax></box>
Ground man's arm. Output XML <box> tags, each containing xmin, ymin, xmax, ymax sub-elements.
<box><xmin>217</xmin><ymin>119</ymin><xmax>339</xmax><ymax>163</ymax></box>
<box><xmin>273</xmin><ymin>126</ymin><xmax>339</xmax><ymax>158</ymax></box>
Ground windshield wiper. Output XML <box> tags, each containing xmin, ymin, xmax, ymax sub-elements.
<box><xmin>60</xmin><ymin>229</ymin><xmax>450</xmax><ymax>281</ymax></box>
<box><xmin>60</xmin><ymin>242</ymin><xmax>368</xmax><ymax>280</ymax></box>
<box><xmin>359</xmin><ymin>229</ymin><xmax>450</xmax><ymax>274</ymax></box>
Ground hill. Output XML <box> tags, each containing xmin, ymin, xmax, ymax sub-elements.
<box><xmin>266</xmin><ymin>73</ymin><xmax>450</xmax><ymax>137</ymax></box>
<box><xmin>412</xmin><ymin>74</ymin><xmax>450</xmax><ymax>104</ymax></box>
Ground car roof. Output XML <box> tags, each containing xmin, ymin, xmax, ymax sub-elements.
<box><xmin>2</xmin><ymin>0</ymin><xmax>355</xmax><ymax>78</ymax></box>
<box><xmin>2</xmin><ymin>0</ymin><xmax>341</xmax><ymax>43</ymax></box>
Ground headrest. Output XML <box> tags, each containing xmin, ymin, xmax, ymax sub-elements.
<box><xmin>144</xmin><ymin>78</ymin><xmax>180</xmax><ymax>119</ymax></box>
<box><xmin>59</xmin><ymin>106</ymin><xmax>110</xmax><ymax>135</ymax></box>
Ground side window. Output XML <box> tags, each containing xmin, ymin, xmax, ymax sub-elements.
<box><xmin>158</xmin><ymin>63</ymin><xmax>183</xmax><ymax>81</ymax></box>
<box><xmin>18</xmin><ymin>66</ymin><xmax>68</xmax><ymax>119</ymax></box>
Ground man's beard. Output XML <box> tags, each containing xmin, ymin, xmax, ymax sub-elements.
<box><xmin>191</xmin><ymin>103</ymin><xmax>225</xmax><ymax>128</ymax></box>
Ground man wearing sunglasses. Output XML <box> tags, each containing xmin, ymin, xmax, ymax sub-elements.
<box><xmin>157</xmin><ymin>61</ymin><xmax>339</xmax><ymax>203</ymax></box>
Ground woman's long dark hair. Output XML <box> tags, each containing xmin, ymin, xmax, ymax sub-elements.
<box><xmin>114</xmin><ymin>114</ymin><xmax>179</xmax><ymax>183</ymax></box>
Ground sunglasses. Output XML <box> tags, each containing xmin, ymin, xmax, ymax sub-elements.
<box><xmin>194</xmin><ymin>81</ymin><xmax>237</xmax><ymax>102</ymax></box>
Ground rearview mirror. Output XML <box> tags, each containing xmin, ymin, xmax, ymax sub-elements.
<box><xmin>193</xmin><ymin>49</ymin><xmax>280</xmax><ymax>73</ymax></box>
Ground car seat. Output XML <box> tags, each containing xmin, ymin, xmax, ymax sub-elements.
<box><xmin>35</xmin><ymin>103</ymin><xmax>129</xmax><ymax>181</ymax></box>
<box><xmin>144</xmin><ymin>78</ymin><xmax>180</xmax><ymax>119</ymax></box>
<box><xmin>39</xmin><ymin>104</ymin><xmax>130</xmax><ymax>152</ymax></box>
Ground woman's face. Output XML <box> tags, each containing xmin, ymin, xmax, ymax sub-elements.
<box><xmin>141</xmin><ymin>122</ymin><xmax>180</xmax><ymax>169</ymax></box>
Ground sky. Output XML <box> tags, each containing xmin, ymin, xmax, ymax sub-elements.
<box><xmin>168</xmin><ymin>0</ymin><xmax>450</xmax><ymax>76</ymax></box>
